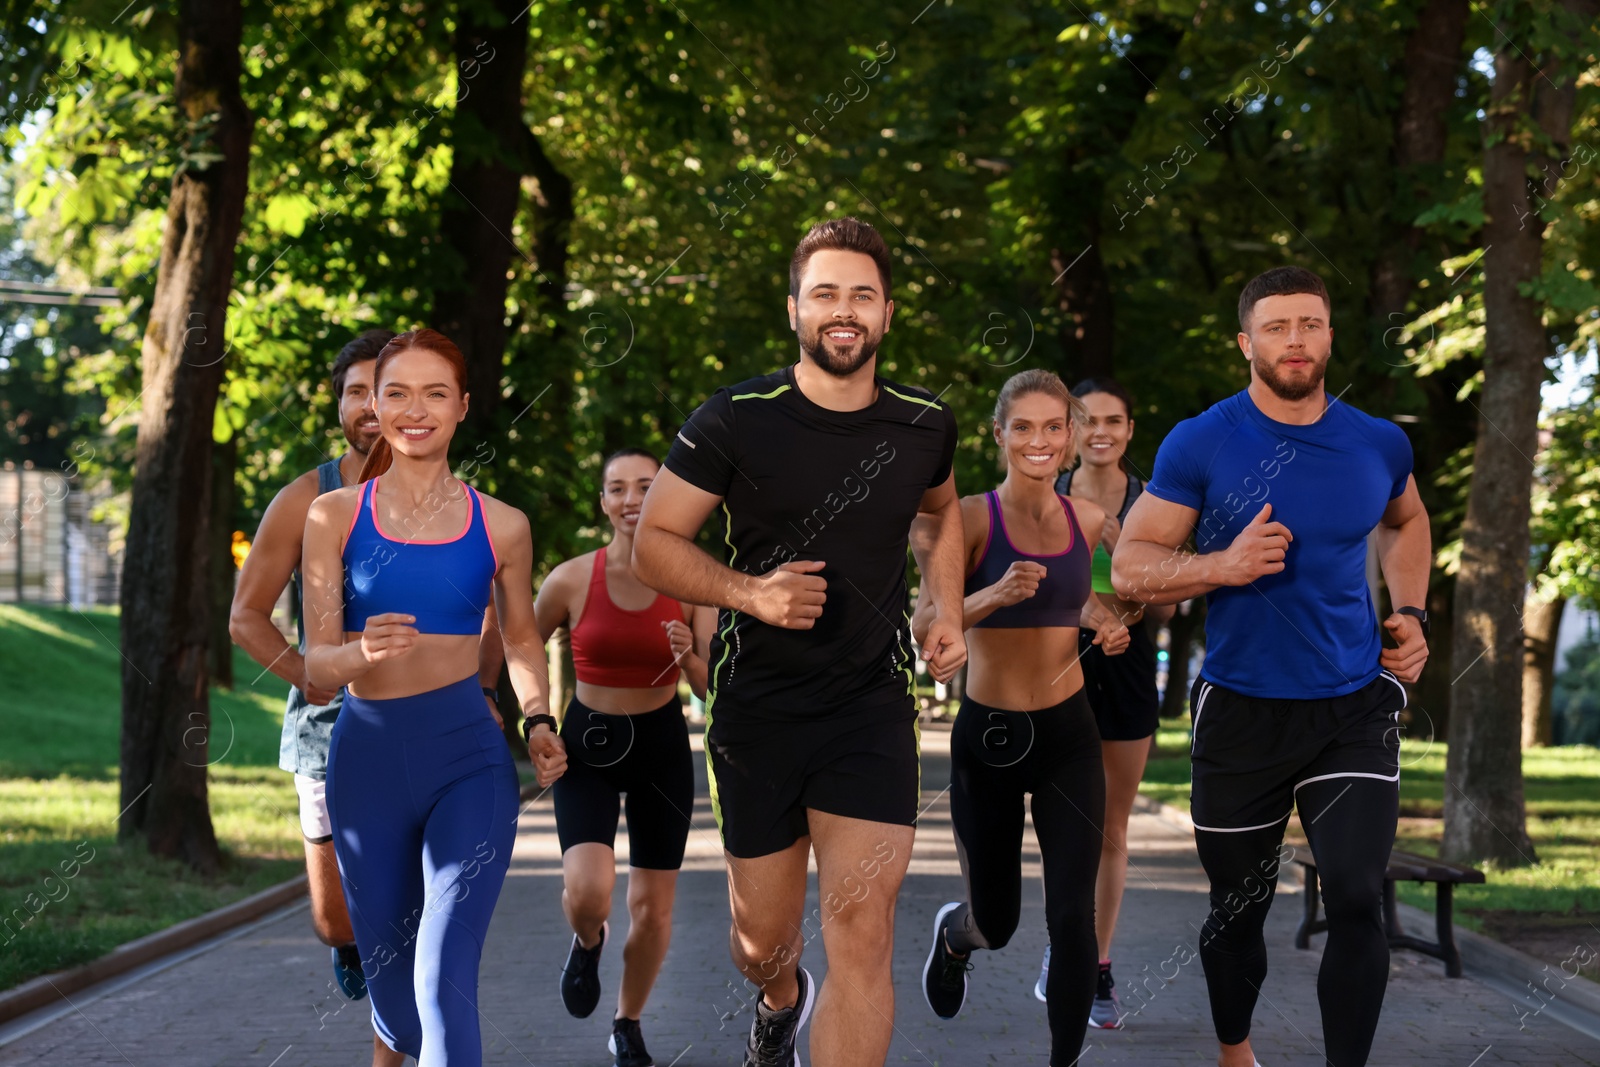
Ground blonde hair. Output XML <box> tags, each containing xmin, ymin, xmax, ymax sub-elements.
<box><xmin>992</xmin><ymin>369</ymin><xmax>1087</xmax><ymax>474</ymax></box>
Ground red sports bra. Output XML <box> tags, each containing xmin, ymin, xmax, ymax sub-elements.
<box><xmin>570</xmin><ymin>547</ymin><xmax>685</xmax><ymax>688</ymax></box>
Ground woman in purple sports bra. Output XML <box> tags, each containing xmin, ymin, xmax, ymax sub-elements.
<box><xmin>912</xmin><ymin>369</ymin><xmax>1143</xmax><ymax>1066</ymax></box>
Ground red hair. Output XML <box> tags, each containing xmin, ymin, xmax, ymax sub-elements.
<box><xmin>358</xmin><ymin>328</ymin><xmax>470</xmax><ymax>482</ymax></box>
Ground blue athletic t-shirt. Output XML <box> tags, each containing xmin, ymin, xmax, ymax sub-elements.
<box><xmin>1145</xmin><ymin>390</ymin><xmax>1413</xmax><ymax>700</ymax></box>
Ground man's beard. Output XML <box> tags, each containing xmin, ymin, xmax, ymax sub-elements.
<box><xmin>1254</xmin><ymin>353</ymin><xmax>1326</xmax><ymax>402</ymax></box>
<box><xmin>800</xmin><ymin>319</ymin><xmax>882</xmax><ymax>378</ymax></box>
<box><xmin>343</xmin><ymin>417</ymin><xmax>380</xmax><ymax>456</ymax></box>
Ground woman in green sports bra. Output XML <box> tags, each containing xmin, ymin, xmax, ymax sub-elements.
<box><xmin>1039</xmin><ymin>377</ymin><xmax>1178</xmax><ymax>1030</ymax></box>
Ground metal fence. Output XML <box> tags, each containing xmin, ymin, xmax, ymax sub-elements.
<box><xmin>0</xmin><ymin>463</ymin><xmax>123</xmax><ymax>607</ymax></box>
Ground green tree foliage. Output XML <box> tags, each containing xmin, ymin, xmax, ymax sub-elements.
<box><xmin>2</xmin><ymin>0</ymin><xmax>1594</xmax><ymax>603</ymax></box>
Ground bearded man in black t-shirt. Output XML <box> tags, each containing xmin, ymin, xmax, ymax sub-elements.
<box><xmin>635</xmin><ymin>217</ymin><xmax>967</xmax><ymax>1067</ymax></box>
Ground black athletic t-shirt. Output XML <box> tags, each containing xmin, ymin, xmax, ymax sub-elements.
<box><xmin>665</xmin><ymin>365</ymin><xmax>958</xmax><ymax>718</ymax></box>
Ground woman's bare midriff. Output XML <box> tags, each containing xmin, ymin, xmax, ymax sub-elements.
<box><xmin>965</xmin><ymin>626</ymin><xmax>1085</xmax><ymax>712</ymax></box>
<box><xmin>344</xmin><ymin>632</ymin><xmax>480</xmax><ymax>700</ymax></box>
<box><xmin>575</xmin><ymin>681</ymin><xmax>681</xmax><ymax>715</ymax></box>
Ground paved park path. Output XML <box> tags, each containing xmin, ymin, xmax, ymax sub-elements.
<box><xmin>2</xmin><ymin>724</ymin><xmax>1595</xmax><ymax>1066</ymax></box>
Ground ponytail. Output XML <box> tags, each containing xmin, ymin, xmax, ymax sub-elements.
<box><xmin>359</xmin><ymin>436</ymin><xmax>394</xmax><ymax>482</ymax></box>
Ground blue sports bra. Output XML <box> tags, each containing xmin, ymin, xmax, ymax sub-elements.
<box><xmin>965</xmin><ymin>491</ymin><xmax>1092</xmax><ymax>629</ymax></box>
<box><xmin>342</xmin><ymin>477</ymin><xmax>498</xmax><ymax>635</ymax></box>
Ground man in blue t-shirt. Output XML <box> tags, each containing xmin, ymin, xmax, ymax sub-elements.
<box><xmin>1114</xmin><ymin>267</ymin><xmax>1431</xmax><ymax>1067</ymax></box>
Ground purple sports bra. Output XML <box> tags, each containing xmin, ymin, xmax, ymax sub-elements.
<box><xmin>964</xmin><ymin>491</ymin><xmax>1092</xmax><ymax>629</ymax></box>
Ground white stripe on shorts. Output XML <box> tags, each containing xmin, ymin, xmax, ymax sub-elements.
<box><xmin>1191</xmin><ymin>810</ymin><xmax>1293</xmax><ymax>834</ymax></box>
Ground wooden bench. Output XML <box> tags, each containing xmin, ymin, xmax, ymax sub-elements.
<box><xmin>1293</xmin><ymin>849</ymin><xmax>1485</xmax><ymax>977</ymax></box>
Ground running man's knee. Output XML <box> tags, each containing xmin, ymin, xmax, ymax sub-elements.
<box><xmin>819</xmin><ymin>895</ymin><xmax>896</xmax><ymax>953</ymax></box>
<box><xmin>730</xmin><ymin>922</ymin><xmax>800</xmax><ymax>981</ymax></box>
<box><xmin>1317</xmin><ymin>868</ymin><xmax>1385</xmax><ymax>923</ymax></box>
<box><xmin>1199</xmin><ymin>883</ymin><xmax>1273</xmax><ymax>950</ymax></box>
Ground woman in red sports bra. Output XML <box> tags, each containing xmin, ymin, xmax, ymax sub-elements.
<box><xmin>911</xmin><ymin>369</ymin><xmax>1144</xmax><ymax>1066</ymax></box>
<box><xmin>532</xmin><ymin>448</ymin><xmax>716</xmax><ymax>1067</ymax></box>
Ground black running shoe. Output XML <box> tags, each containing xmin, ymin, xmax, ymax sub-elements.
<box><xmin>744</xmin><ymin>966</ymin><xmax>815</xmax><ymax>1067</ymax></box>
<box><xmin>922</xmin><ymin>901</ymin><xmax>973</xmax><ymax>1019</ymax></box>
<box><xmin>332</xmin><ymin>944</ymin><xmax>367</xmax><ymax>1001</ymax></box>
<box><xmin>560</xmin><ymin>921</ymin><xmax>608</xmax><ymax>1018</ymax></box>
<box><xmin>608</xmin><ymin>1016</ymin><xmax>653</xmax><ymax>1067</ymax></box>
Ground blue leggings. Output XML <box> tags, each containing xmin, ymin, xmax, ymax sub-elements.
<box><xmin>327</xmin><ymin>675</ymin><xmax>519</xmax><ymax>1065</ymax></box>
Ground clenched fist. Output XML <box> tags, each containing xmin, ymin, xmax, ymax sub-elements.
<box><xmin>746</xmin><ymin>560</ymin><xmax>828</xmax><ymax>630</ymax></box>
<box><xmin>359</xmin><ymin>612</ymin><xmax>418</xmax><ymax>665</ymax></box>
<box><xmin>526</xmin><ymin>723</ymin><xmax>568</xmax><ymax>788</ymax></box>
<box><xmin>991</xmin><ymin>561</ymin><xmax>1047</xmax><ymax>606</ymax></box>
<box><xmin>1216</xmin><ymin>504</ymin><xmax>1293</xmax><ymax>586</ymax></box>
<box><xmin>663</xmin><ymin>618</ymin><xmax>695</xmax><ymax>663</ymax></box>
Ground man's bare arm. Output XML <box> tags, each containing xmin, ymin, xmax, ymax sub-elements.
<box><xmin>910</xmin><ymin>474</ymin><xmax>964</xmax><ymax>629</ymax></box>
<box><xmin>1377</xmin><ymin>476</ymin><xmax>1429</xmax><ymax>611</ymax></box>
<box><xmin>909</xmin><ymin>473</ymin><xmax>968</xmax><ymax>682</ymax></box>
<box><xmin>632</xmin><ymin>468</ymin><xmax>746</xmax><ymax>609</ymax></box>
<box><xmin>633</xmin><ymin>467</ymin><xmax>825</xmax><ymax>629</ymax></box>
<box><xmin>1376</xmin><ymin>475</ymin><xmax>1431</xmax><ymax>682</ymax></box>
<box><xmin>1112</xmin><ymin>494</ymin><xmax>1292</xmax><ymax>605</ymax></box>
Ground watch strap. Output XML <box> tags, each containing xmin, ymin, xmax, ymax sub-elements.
<box><xmin>520</xmin><ymin>713</ymin><xmax>559</xmax><ymax>742</ymax></box>
<box><xmin>1395</xmin><ymin>606</ymin><xmax>1429</xmax><ymax>638</ymax></box>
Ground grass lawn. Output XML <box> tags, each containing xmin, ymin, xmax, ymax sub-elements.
<box><xmin>0</xmin><ymin>603</ymin><xmax>309</xmax><ymax>991</ymax></box>
<box><xmin>1140</xmin><ymin>713</ymin><xmax>1600</xmax><ymax>976</ymax></box>
<box><xmin>0</xmin><ymin>603</ymin><xmax>531</xmax><ymax>992</ymax></box>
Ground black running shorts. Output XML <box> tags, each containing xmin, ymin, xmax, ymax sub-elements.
<box><xmin>1079</xmin><ymin>623</ymin><xmax>1160</xmax><ymax>742</ymax></box>
<box><xmin>705</xmin><ymin>696</ymin><xmax>920</xmax><ymax>859</ymax></box>
<box><xmin>552</xmin><ymin>695</ymin><xmax>695</xmax><ymax>870</ymax></box>
<box><xmin>1188</xmin><ymin>670</ymin><xmax>1405</xmax><ymax>833</ymax></box>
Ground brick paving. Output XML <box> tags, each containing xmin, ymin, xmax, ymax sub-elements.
<box><xmin>2</xmin><ymin>723</ymin><xmax>1596</xmax><ymax>1066</ymax></box>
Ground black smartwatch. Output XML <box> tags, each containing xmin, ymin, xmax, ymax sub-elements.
<box><xmin>1395</xmin><ymin>606</ymin><xmax>1429</xmax><ymax>639</ymax></box>
<box><xmin>520</xmin><ymin>713</ymin><xmax>559</xmax><ymax>742</ymax></box>
<box><xmin>481</xmin><ymin>686</ymin><xmax>499</xmax><ymax>703</ymax></box>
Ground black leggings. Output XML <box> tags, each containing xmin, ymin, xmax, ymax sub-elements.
<box><xmin>1195</xmin><ymin>776</ymin><xmax>1398</xmax><ymax>1067</ymax></box>
<box><xmin>945</xmin><ymin>691</ymin><xmax>1104</xmax><ymax>1067</ymax></box>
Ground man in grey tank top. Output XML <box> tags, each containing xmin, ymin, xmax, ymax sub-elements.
<box><xmin>228</xmin><ymin>330</ymin><xmax>406</xmax><ymax>1067</ymax></box>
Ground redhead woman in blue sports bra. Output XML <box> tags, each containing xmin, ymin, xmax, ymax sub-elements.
<box><xmin>912</xmin><ymin>369</ymin><xmax>1143</xmax><ymax>1066</ymax></box>
<box><xmin>302</xmin><ymin>329</ymin><xmax>566</xmax><ymax>1066</ymax></box>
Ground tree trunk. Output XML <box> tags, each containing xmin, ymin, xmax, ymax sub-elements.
<box><xmin>1414</xmin><ymin>577</ymin><xmax>1454</xmax><ymax>741</ymax></box>
<box><xmin>1521</xmin><ymin>591</ymin><xmax>1564</xmax><ymax>748</ymax></box>
<box><xmin>118</xmin><ymin>0</ymin><xmax>251</xmax><ymax>874</ymax></box>
<box><xmin>431</xmin><ymin>0</ymin><xmax>533</xmax><ymax>452</ymax></box>
<box><xmin>1161</xmin><ymin>597</ymin><xmax>1204</xmax><ymax>721</ymax></box>
<box><xmin>1053</xmin><ymin>236</ymin><xmax>1116</xmax><ymax>382</ymax></box>
<box><xmin>1368</xmin><ymin>0</ymin><xmax>1469</xmax><ymax>325</ymax></box>
<box><xmin>1048</xmin><ymin>13</ymin><xmax>1186</xmax><ymax>382</ymax></box>
<box><xmin>1441</xmin><ymin>4</ymin><xmax>1588</xmax><ymax>866</ymax></box>
<box><xmin>523</xmin><ymin>127</ymin><xmax>574</xmax><ymax>351</ymax></box>
<box><xmin>208</xmin><ymin>429</ymin><xmax>236</xmax><ymax>688</ymax></box>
